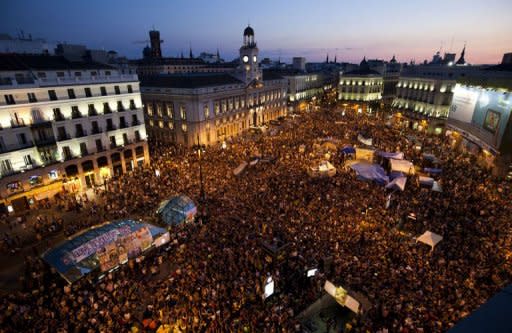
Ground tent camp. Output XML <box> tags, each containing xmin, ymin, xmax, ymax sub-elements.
<box><xmin>355</xmin><ymin>148</ymin><xmax>375</xmax><ymax>162</ymax></box>
<box><xmin>390</xmin><ymin>159</ymin><xmax>415</xmax><ymax>175</ymax></box>
<box><xmin>419</xmin><ymin>176</ymin><xmax>435</xmax><ymax>187</ymax></box>
<box><xmin>157</xmin><ymin>195</ymin><xmax>197</xmax><ymax>226</ymax></box>
<box><xmin>308</xmin><ymin>161</ymin><xmax>336</xmax><ymax>178</ymax></box>
<box><xmin>233</xmin><ymin>161</ymin><xmax>248</xmax><ymax>176</ymax></box>
<box><xmin>385</xmin><ymin>176</ymin><xmax>407</xmax><ymax>191</ymax></box>
<box><xmin>350</xmin><ymin>162</ymin><xmax>389</xmax><ymax>185</ymax></box>
<box><xmin>42</xmin><ymin>219</ymin><xmax>169</xmax><ymax>283</ymax></box>
<box><xmin>416</xmin><ymin>231</ymin><xmax>443</xmax><ymax>251</ymax></box>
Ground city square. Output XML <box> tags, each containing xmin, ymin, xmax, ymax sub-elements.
<box><xmin>0</xmin><ymin>1</ymin><xmax>511</xmax><ymax>332</ymax></box>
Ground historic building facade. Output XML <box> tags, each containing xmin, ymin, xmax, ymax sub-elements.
<box><xmin>0</xmin><ymin>54</ymin><xmax>149</xmax><ymax>212</ymax></box>
<box><xmin>141</xmin><ymin>26</ymin><xmax>287</xmax><ymax>147</ymax></box>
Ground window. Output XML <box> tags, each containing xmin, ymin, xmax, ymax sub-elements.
<box><xmin>117</xmin><ymin>101</ymin><xmax>125</xmax><ymax>111</ymax></box>
<box><xmin>105</xmin><ymin>71</ymin><xmax>111</xmax><ymax>76</ymax></box>
<box><xmin>37</xmin><ymin>72</ymin><xmax>46</xmax><ymax>78</ymax></box>
<box><xmin>88</xmin><ymin>104</ymin><xmax>97</xmax><ymax>116</ymax></box>
<box><xmin>71</xmin><ymin>106</ymin><xmax>81</xmax><ymax>119</ymax></box>
<box><xmin>57</xmin><ymin>72</ymin><xmax>65</xmax><ymax>77</ymax></box>
<box><xmin>168</xmin><ymin>122</ymin><xmax>174</xmax><ymax>130</ymax></box>
<box><xmin>103</xmin><ymin>102</ymin><xmax>111</xmax><ymax>113</ymax></box>
<box><xmin>157</xmin><ymin>104</ymin><xmax>163</xmax><ymax>117</ymax></box>
<box><xmin>0</xmin><ymin>160</ymin><xmax>13</xmax><ymax>175</ymax></box>
<box><xmin>114</xmin><ymin>85</ymin><xmax>121</xmax><ymax>95</ymax></box>
<box><xmin>95</xmin><ymin>139</ymin><xmax>103</xmax><ymax>152</ymax></box>
<box><xmin>180</xmin><ymin>105</ymin><xmax>186</xmax><ymax>119</ymax></box>
<box><xmin>127</xmin><ymin>84</ymin><xmax>133</xmax><ymax>93</ymax></box>
<box><xmin>123</xmin><ymin>133</ymin><xmax>129</xmax><ymax>145</ymax></box>
<box><xmin>166</xmin><ymin>103</ymin><xmax>173</xmax><ymax>118</ymax></box>
<box><xmin>62</xmin><ymin>146</ymin><xmax>72</xmax><ymax>160</ymax></box>
<box><xmin>17</xmin><ymin>133</ymin><xmax>27</xmax><ymax>145</ymax></box>
<box><xmin>80</xmin><ymin>142</ymin><xmax>88</xmax><ymax>156</ymax></box>
<box><xmin>24</xmin><ymin>154</ymin><xmax>34</xmax><ymax>166</ymax></box>
<box><xmin>204</xmin><ymin>104</ymin><xmax>210</xmax><ymax>118</ymax></box>
<box><xmin>100</xmin><ymin>86</ymin><xmax>107</xmax><ymax>96</ymax></box>
<box><xmin>129</xmin><ymin>99</ymin><xmax>136</xmax><ymax>110</ymax></box>
<box><xmin>74</xmin><ymin>72</ymin><xmax>82</xmax><ymax>77</ymax></box>
<box><xmin>158</xmin><ymin>120</ymin><xmax>164</xmax><ymax>128</ymax></box>
<box><xmin>91</xmin><ymin>120</ymin><xmax>100</xmax><ymax>133</ymax></box>
<box><xmin>182</xmin><ymin>124</ymin><xmax>187</xmax><ymax>132</ymax></box>
<box><xmin>84</xmin><ymin>87</ymin><xmax>92</xmax><ymax>97</ymax></box>
<box><xmin>91</xmin><ymin>71</ymin><xmax>97</xmax><ymax>76</ymax></box>
<box><xmin>4</xmin><ymin>94</ymin><xmax>15</xmax><ymax>105</ymax></box>
<box><xmin>53</xmin><ymin>108</ymin><xmax>64</xmax><ymax>121</ymax></box>
<box><xmin>75</xmin><ymin>124</ymin><xmax>85</xmax><ymax>137</ymax></box>
<box><xmin>48</xmin><ymin>90</ymin><xmax>58</xmax><ymax>101</ymax></box>
<box><xmin>134</xmin><ymin>130</ymin><xmax>141</xmax><ymax>141</ymax></box>
<box><xmin>131</xmin><ymin>114</ymin><xmax>139</xmax><ymax>126</ymax></box>
<box><xmin>147</xmin><ymin>103</ymin><xmax>153</xmax><ymax>116</ymax></box>
<box><xmin>119</xmin><ymin>116</ymin><xmax>126</xmax><ymax>128</ymax></box>
<box><xmin>67</xmin><ymin>89</ymin><xmax>76</xmax><ymax>99</ymax></box>
<box><xmin>27</xmin><ymin>92</ymin><xmax>37</xmax><ymax>103</ymax></box>
<box><xmin>109</xmin><ymin>136</ymin><xmax>116</xmax><ymax>148</ymax></box>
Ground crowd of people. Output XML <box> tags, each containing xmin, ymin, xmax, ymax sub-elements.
<box><xmin>0</xmin><ymin>107</ymin><xmax>511</xmax><ymax>332</ymax></box>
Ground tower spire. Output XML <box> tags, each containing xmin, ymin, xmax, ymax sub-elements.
<box><xmin>326</xmin><ymin>53</ymin><xmax>329</xmax><ymax>63</ymax></box>
<box><xmin>189</xmin><ymin>42</ymin><xmax>193</xmax><ymax>59</ymax></box>
<box><xmin>456</xmin><ymin>42</ymin><xmax>466</xmax><ymax>65</ymax></box>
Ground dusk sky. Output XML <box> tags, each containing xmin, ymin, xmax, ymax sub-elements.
<box><xmin>1</xmin><ymin>0</ymin><xmax>511</xmax><ymax>64</ymax></box>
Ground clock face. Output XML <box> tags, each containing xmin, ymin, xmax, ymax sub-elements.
<box><xmin>253</xmin><ymin>55</ymin><xmax>257</xmax><ymax>63</ymax></box>
<box><xmin>242</xmin><ymin>55</ymin><xmax>249</xmax><ymax>63</ymax></box>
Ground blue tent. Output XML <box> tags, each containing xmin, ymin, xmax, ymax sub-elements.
<box><xmin>157</xmin><ymin>195</ymin><xmax>197</xmax><ymax>226</ymax></box>
<box><xmin>340</xmin><ymin>145</ymin><xmax>356</xmax><ymax>154</ymax></box>
<box><xmin>424</xmin><ymin>167</ymin><xmax>442</xmax><ymax>174</ymax></box>
<box><xmin>377</xmin><ymin>151</ymin><xmax>404</xmax><ymax>160</ymax></box>
<box><xmin>350</xmin><ymin>162</ymin><xmax>389</xmax><ymax>185</ymax></box>
<box><xmin>42</xmin><ymin>219</ymin><xmax>167</xmax><ymax>283</ymax></box>
<box><xmin>389</xmin><ymin>171</ymin><xmax>405</xmax><ymax>180</ymax></box>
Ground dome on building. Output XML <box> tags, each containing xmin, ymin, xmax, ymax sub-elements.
<box><xmin>244</xmin><ymin>26</ymin><xmax>254</xmax><ymax>36</ymax></box>
<box><xmin>390</xmin><ymin>55</ymin><xmax>397</xmax><ymax>63</ymax></box>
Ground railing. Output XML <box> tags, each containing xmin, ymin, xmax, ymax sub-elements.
<box><xmin>71</xmin><ymin>112</ymin><xmax>82</xmax><ymax>119</ymax></box>
<box><xmin>81</xmin><ymin>150</ymin><xmax>89</xmax><ymax>156</ymax></box>
<box><xmin>97</xmin><ymin>146</ymin><xmax>107</xmax><ymax>153</ymax></box>
<box><xmin>0</xmin><ymin>141</ymin><xmax>35</xmax><ymax>154</ymax></box>
<box><xmin>119</xmin><ymin>122</ymin><xmax>127</xmax><ymax>129</ymax></box>
<box><xmin>34</xmin><ymin>137</ymin><xmax>56</xmax><ymax>146</ymax></box>
<box><xmin>88</xmin><ymin>109</ymin><xmax>98</xmax><ymax>116</ymax></box>
<box><xmin>132</xmin><ymin>120</ymin><xmax>141</xmax><ymax>126</ymax></box>
<box><xmin>63</xmin><ymin>154</ymin><xmax>75</xmax><ymax>161</ymax></box>
<box><xmin>10</xmin><ymin>120</ymin><xmax>27</xmax><ymax>128</ymax></box>
<box><xmin>106</xmin><ymin>125</ymin><xmax>117</xmax><ymax>132</ymax></box>
<box><xmin>110</xmin><ymin>143</ymin><xmax>117</xmax><ymax>149</ymax></box>
<box><xmin>54</xmin><ymin>114</ymin><xmax>66</xmax><ymax>122</ymax></box>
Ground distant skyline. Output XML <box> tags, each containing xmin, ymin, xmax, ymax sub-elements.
<box><xmin>1</xmin><ymin>0</ymin><xmax>511</xmax><ymax>64</ymax></box>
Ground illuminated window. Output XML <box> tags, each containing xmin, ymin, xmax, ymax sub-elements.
<box><xmin>182</xmin><ymin>123</ymin><xmax>187</xmax><ymax>132</ymax></box>
<box><xmin>180</xmin><ymin>105</ymin><xmax>186</xmax><ymax>119</ymax></box>
<box><xmin>221</xmin><ymin>100</ymin><xmax>227</xmax><ymax>112</ymax></box>
<box><xmin>240</xmin><ymin>97</ymin><xmax>245</xmax><ymax>108</ymax></box>
<box><xmin>147</xmin><ymin>104</ymin><xmax>153</xmax><ymax>116</ymax></box>
<box><xmin>156</xmin><ymin>104</ymin><xmax>163</xmax><ymax>117</ymax></box>
<box><xmin>166</xmin><ymin>103</ymin><xmax>174</xmax><ymax>118</ymax></box>
<box><xmin>149</xmin><ymin>119</ymin><xmax>154</xmax><ymax>127</ymax></box>
<box><xmin>168</xmin><ymin>122</ymin><xmax>174</xmax><ymax>130</ymax></box>
<box><xmin>204</xmin><ymin>104</ymin><xmax>210</xmax><ymax>119</ymax></box>
<box><xmin>214</xmin><ymin>101</ymin><xmax>220</xmax><ymax>114</ymax></box>
<box><xmin>158</xmin><ymin>120</ymin><xmax>164</xmax><ymax>128</ymax></box>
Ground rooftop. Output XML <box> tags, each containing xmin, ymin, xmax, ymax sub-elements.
<box><xmin>141</xmin><ymin>73</ymin><xmax>243</xmax><ymax>88</ymax></box>
<box><xmin>0</xmin><ymin>53</ymin><xmax>115</xmax><ymax>71</ymax></box>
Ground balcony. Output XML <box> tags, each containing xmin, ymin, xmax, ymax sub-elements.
<box><xmin>119</xmin><ymin>122</ymin><xmax>127</xmax><ymax>129</ymax></box>
<box><xmin>91</xmin><ymin>127</ymin><xmax>103</xmax><ymax>134</ymax></box>
<box><xmin>75</xmin><ymin>130</ymin><xmax>88</xmax><ymax>138</ymax></box>
<box><xmin>54</xmin><ymin>114</ymin><xmax>66</xmax><ymax>122</ymax></box>
<box><xmin>63</xmin><ymin>154</ymin><xmax>75</xmax><ymax>161</ymax></box>
<box><xmin>88</xmin><ymin>109</ymin><xmax>99</xmax><ymax>117</ymax></box>
<box><xmin>57</xmin><ymin>134</ymin><xmax>71</xmax><ymax>141</ymax></box>
<box><xmin>104</xmin><ymin>108</ymin><xmax>112</xmax><ymax>114</ymax></box>
<box><xmin>110</xmin><ymin>142</ymin><xmax>118</xmax><ymax>149</ymax></box>
<box><xmin>97</xmin><ymin>146</ymin><xmax>107</xmax><ymax>153</ymax></box>
<box><xmin>132</xmin><ymin>120</ymin><xmax>141</xmax><ymax>126</ymax></box>
<box><xmin>80</xmin><ymin>149</ymin><xmax>89</xmax><ymax>157</ymax></box>
<box><xmin>10</xmin><ymin>119</ymin><xmax>27</xmax><ymax>128</ymax></box>
<box><xmin>36</xmin><ymin>74</ymin><xmax>139</xmax><ymax>87</ymax></box>
<box><xmin>106</xmin><ymin>125</ymin><xmax>117</xmax><ymax>132</ymax></box>
<box><xmin>71</xmin><ymin>112</ymin><xmax>82</xmax><ymax>119</ymax></box>
<box><xmin>0</xmin><ymin>141</ymin><xmax>35</xmax><ymax>154</ymax></box>
<box><xmin>34</xmin><ymin>137</ymin><xmax>56</xmax><ymax>147</ymax></box>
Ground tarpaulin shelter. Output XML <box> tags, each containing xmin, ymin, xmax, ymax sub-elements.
<box><xmin>416</xmin><ymin>231</ymin><xmax>443</xmax><ymax>251</ymax></box>
<box><xmin>389</xmin><ymin>171</ymin><xmax>405</xmax><ymax>180</ymax></box>
<box><xmin>390</xmin><ymin>159</ymin><xmax>415</xmax><ymax>175</ymax></box>
<box><xmin>419</xmin><ymin>176</ymin><xmax>435</xmax><ymax>187</ymax></box>
<box><xmin>42</xmin><ymin>219</ymin><xmax>168</xmax><ymax>284</ymax></box>
<box><xmin>350</xmin><ymin>162</ymin><xmax>389</xmax><ymax>185</ymax></box>
<box><xmin>157</xmin><ymin>195</ymin><xmax>197</xmax><ymax>226</ymax></box>
<box><xmin>377</xmin><ymin>151</ymin><xmax>404</xmax><ymax>160</ymax></box>
<box><xmin>385</xmin><ymin>176</ymin><xmax>407</xmax><ymax>191</ymax></box>
<box><xmin>424</xmin><ymin>167</ymin><xmax>442</xmax><ymax>174</ymax></box>
<box><xmin>340</xmin><ymin>145</ymin><xmax>355</xmax><ymax>154</ymax></box>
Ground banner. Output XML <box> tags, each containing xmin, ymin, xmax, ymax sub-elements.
<box><xmin>71</xmin><ymin>226</ymin><xmax>131</xmax><ymax>262</ymax></box>
<box><xmin>449</xmin><ymin>85</ymin><xmax>478</xmax><ymax>123</ymax></box>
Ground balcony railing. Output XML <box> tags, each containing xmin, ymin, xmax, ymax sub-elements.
<box><xmin>132</xmin><ymin>120</ymin><xmax>141</xmax><ymax>126</ymax></box>
<box><xmin>97</xmin><ymin>146</ymin><xmax>107</xmax><ymax>153</ymax></box>
<box><xmin>119</xmin><ymin>122</ymin><xmax>127</xmax><ymax>129</ymax></box>
<box><xmin>110</xmin><ymin>142</ymin><xmax>118</xmax><ymax>149</ymax></box>
<box><xmin>88</xmin><ymin>109</ymin><xmax>98</xmax><ymax>116</ymax></box>
<box><xmin>63</xmin><ymin>154</ymin><xmax>75</xmax><ymax>161</ymax></box>
<box><xmin>34</xmin><ymin>137</ymin><xmax>56</xmax><ymax>146</ymax></box>
<box><xmin>106</xmin><ymin>125</ymin><xmax>117</xmax><ymax>132</ymax></box>
<box><xmin>0</xmin><ymin>141</ymin><xmax>35</xmax><ymax>154</ymax></box>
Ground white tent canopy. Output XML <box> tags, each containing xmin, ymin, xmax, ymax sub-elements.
<box><xmin>416</xmin><ymin>231</ymin><xmax>443</xmax><ymax>250</ymax></box>
<box><xmin>390</xmin><ymin>159</ymin><xmax>415</xmax><ymax>175</ymax></box>
<box><xmin>324</xmin><ymin>280</ymin><xmax>362</xmax><ymax>314</ymax></box>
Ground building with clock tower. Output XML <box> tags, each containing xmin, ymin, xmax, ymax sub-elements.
<box><xmin>237</xmin><ymin>26</ymin><xmax>262</xmax><ymax>85</ymax></box>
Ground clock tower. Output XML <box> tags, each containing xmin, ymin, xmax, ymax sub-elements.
<box><xmin>238</xmin><ymin>25</ymin><xmax>261</xmax><ymax>85</ymax></box>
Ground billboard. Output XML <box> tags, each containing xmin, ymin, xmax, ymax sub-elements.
<box><xmin>449</xmin><ymin>84</ymin><xmax>512</xmax><ymax>147</ymax></box>
<box><xmin>449</xmin><ymin>85</ymin><xmax>479</xmax><ymax>123</ymax></box>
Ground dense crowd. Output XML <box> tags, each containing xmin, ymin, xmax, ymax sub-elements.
<box><xmin>0</xmin><ymin>108</ymin><xmax>511</xmax><ymax>332</ymax></box>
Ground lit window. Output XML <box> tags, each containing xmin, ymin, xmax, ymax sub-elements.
<box><xmin>182</xmin><ymin>124</ymin><xmax>187</xmax><ymax>132</ymax></box>
<box><xmin>204</xmin><ymin>104</ymin><xmax>210</xmax><ymax>119</ymax></box>
<box><xmin>180</xmin><ymin>105</ymin><xmax>186</xmax><ymax>119</ymax></box>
